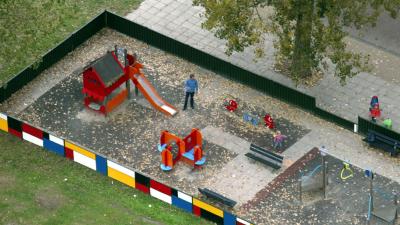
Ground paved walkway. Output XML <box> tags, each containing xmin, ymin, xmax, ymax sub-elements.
<box><xmin>201</xmin><ymin>126</ymin><xmax>278</xmax><ymax>206</ymax></box>
<box><xmin>345</xmin><ymin>11</ymin><xmax>400</xmax><ymax>57</ymax></box>
<box><xmin>126</xmin><ymin>0</ymin><xmax>400</xmax><ymax>133</ymax></box>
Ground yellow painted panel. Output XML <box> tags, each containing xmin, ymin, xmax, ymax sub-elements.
<box><xmin>193</xmin><ymin>198</ymin><xmax>223</xmax><ymax>218</ymax></box>
<box><xmin>108</xmin><ymin>167</ymin><xmax>135</xmax><ymax>188</ymax></box>
<box><xmin>65</xmin><ymin>141</ymin><xmax>95</xmax><ymax>159</ymax></box>
<box><xmin>0</xmin><ymin>119</ymin><xmax>8</xmax><ymax>132</ymax></box>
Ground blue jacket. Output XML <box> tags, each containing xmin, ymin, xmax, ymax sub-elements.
<box><xmin>185</xmin><ymin>78</ymin><xmax>198</xmax><ymax>93</ymax></box>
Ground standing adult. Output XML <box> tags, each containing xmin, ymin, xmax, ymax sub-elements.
<box><xmin>183</xmin><ymin>74</ymin><xmax>198</xmax><ymax>110</ymax></box>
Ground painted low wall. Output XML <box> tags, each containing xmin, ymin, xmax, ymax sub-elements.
<box><xmin>0</xmin><ymin>112</ymin><xmax>253</xmax><ymax>225</ymax></box>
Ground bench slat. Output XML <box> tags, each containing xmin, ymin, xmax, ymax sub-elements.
<box><xmin>198</xmin><ymin>188</ymin><xmax>236</xmax><ymax>207</ymax></box>
<box><xmin>245</xmin><ymin>152</ymin><xmax>281</xmax><ymax>169</ymax></box>
<box><xmin>375</xmin><ymin>136</ymin><xmax>396</xmax><ymax>145</ymax></box>
<box><xmin>250</xmin><ymin>143</ymin><xmax>283</xmax><ymax>160</ymax></box>
<box><xmin>250</xmin><ymin>146</ymin><xmax>283</xmax><ymax>163</ymax></box>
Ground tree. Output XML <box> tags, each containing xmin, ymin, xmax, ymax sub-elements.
<box><xmin>193</xmin><ymin>0</ymin><xmax>400</xmax><ymax>85</ymax></box>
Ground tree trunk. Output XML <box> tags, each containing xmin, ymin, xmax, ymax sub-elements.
<box><xmin>291</xmin><ymin>0</ymin><xmax>314</xmax><ymax>80</ymax></box>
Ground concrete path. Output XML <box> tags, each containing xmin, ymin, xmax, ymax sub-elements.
<box><xmin>345</xmin><ymin>11</ymin><xmax>400</xmax><ymax>57</ymax></box>
<box><xmin>126</xmin><ymin>0</ymin><xmax>400</xmax><ymax>132</ymax></box>
<box><xmin>201</xmin><ymin>126</ymin><xmax>280</xmax><ymax>206</ymax></box>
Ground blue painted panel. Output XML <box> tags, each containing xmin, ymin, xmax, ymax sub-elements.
<box><xmin>95</xmin><ymin>155</ymin><xmax>107</xmax><ymax>175</ymax></box>
<box><xmin>172</xmin><ymin>196</ymin><xmax>192</xmax><ymax>213</ymax></box>
<box><xmin>223</xmin><ymin>211</ymin><xmax>236</xmax><ymax>225</ymax></box>
<box><xmin>182</xmin><ymin>148</ymin><xmax>194</xmax><ymax>160</ymax></box>
<box><xmin>43</xmin><ymin>139</ymin><xmax>65</xmax><ymax>157</ymax></box>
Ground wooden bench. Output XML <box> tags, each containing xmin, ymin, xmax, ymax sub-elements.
<box><xmin>364</xmin><ymin>130</ymin><xmax>400</xmax><ymax>157</ymax></box>
<box><xmin>245</xmin><ymin>144</ymin><xmax>283</xmax><ymax>169</ymax></box>
<box><xmin>198</xmin><ymin>188</ymin><xmax>237</xmax><ymax>207</ymax></box>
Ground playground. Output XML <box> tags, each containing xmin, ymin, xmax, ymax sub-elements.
<box><xmin>1</xmin><ymin>28</ymin><xmax>399</xmax><ymax>224</ymax></box>
<box><xmin>241</xmin><ymin>150</ymin><xmax>400</xmax><ymax>225</ymax></box>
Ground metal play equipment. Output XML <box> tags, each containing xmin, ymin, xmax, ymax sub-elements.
<box><xmin>158</xmin><ymin>128</ymin><xmax>206</xmax><ymax>171</ymax></box>
<box><xmin>340</xmin><ymin>161</ymin><xmax>354</xmax><ymax>180</ymax></box>
<box><xmin>366</xmin><ymin>169</ymin><xmax>398</xmax><ymax>224</ymax></box>
<box><xmin>299</xmin><ymin>147</ymin><xmax>329</xmax><ymax>202</ymax></box>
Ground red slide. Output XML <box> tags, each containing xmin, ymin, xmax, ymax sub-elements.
<box><xmin>127</xmin><ymin>65</ymin><xmax>178</xmax><ymax>116</ymax></box>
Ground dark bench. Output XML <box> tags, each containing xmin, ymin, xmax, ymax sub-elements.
<box><xmin>245</xmin><ymin>144</ymin><xmax>283</xmax><ymax>169</ymax></box>
<box><xmin>198</xmin><ymin>188</ymin><xmax>237</xmax><ymax>207</ymax></box>
<box><xmin>364</xmin><ymin>130</ymin><xmax>400</xmax><ymax>157</ymax></box>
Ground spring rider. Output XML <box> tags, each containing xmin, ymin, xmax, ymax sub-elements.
<box><xmin>264</xmin><ymin>114</ymin><xmax>275</xmax><ymax>129</ymax></box>
<box><xmin>224</xmin><ymin>99</ymin><xmax>238</xmax><ymax>112</ymax></box>
<box><xmin>158</xmin><ymin>128</ymin><xmax>206</xmax><ymax>171</ymax></box>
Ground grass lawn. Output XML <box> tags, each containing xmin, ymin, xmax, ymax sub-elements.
<box><xmin>0</xmin><ymin>1</ymin><xmax>212</xmax><ymax>224</ymax></box>
<box><xmin>0</xmin><ymin>0</ymin><xmax>141</xmax><ymax>84</ymax></box>
<box><xmin>0</xmin><ymin>133</ymin><xmax>212</xmax><ymax>225</ymax></box>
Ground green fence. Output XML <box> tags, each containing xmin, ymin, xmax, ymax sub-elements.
<box><xmin>2</xmin><ymin>10</ymin><xmax>400</xmax><ymax>139</ymax></box>
<box><xmin>105</xmin><ymin>11</ymin><xmax>316</xmax><ymax>111</ymax></box>
<box><xmin>314</xmin><ymin>107</ymin><xmax>355</xmax><ymax>130</ymax></box>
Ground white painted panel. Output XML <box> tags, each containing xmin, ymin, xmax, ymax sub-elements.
<box><xmin>177</xmin><ymin>191</ymin><xmax>192</xmax><ymax>203</ymax></box>
<box><xmin>161</xmin><ymin>105</ymin><xmax>177</xmax><ymax>115</ymax></box>
<box><xmin>107</xmin><ymin>160</ymin><xmax>135</xmax><ymax>178</ymax></box>
<box><xmin>0</xmin><ymin>113</ymin><xmax>7</xmax><ymax>120</ymax></box>
<box><xmin>74</xmin><ymin>151</ymin><xmax>96</xmax><ymax>170</ymax></box>
<box><xmin>22</xmin><ymin>132</ymin><xmax>43</xmax><ymax>147</ymax></box>
<box><xmin>49</xmin><ymin>134</ymin><xmax>64</xmax><ymax>146</ymax></box>
<box><xmin>237</xmin><ymin>218</ymin><xmax>251</xmax><ymax>225</ymax></box>
<box><xmin>150</xmin><ymin>188</ymin><xmax>172</xmax><ymax>204</ymax></box>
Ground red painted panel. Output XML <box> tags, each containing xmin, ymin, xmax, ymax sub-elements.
<box><xmin>83</xmin><ymin>69</ymin><xmax>106</xmax><ymax>97</ymax></box>
<box><xmin>22</xmin><ymin>123</ymin><xmax>43</xmax><ymax>139</ymax></box>
<box><xmin>8</xmin><ymin>128</ymin><xmax>22</xmax><ymax>138</ymax></box>
<box><xmin>104</xmin><ymin>75</ymin><xmax>129</xmax><ymax>95</ymax></box>
<box><xmin>135</xmin><ymin>183</ymin><xmax>150</xmax><ymax>194</ymax></box>
<box><xmin>150</xmin><ymin>179</ymin><xmax>172</xmax><ymax>196</ymax></box>
<box><xmin>193</xmin><ymin>205</ymin><xmax>201</xmax><ymax>217</ymax></box>
<box><xmin>64</xmin><ymin>147</ymin><xmax>74</xmax><ymax>160</ymax></box>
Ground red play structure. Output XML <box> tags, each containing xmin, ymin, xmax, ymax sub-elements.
<box><xmin>158</xmin><ymin>128</ymin><xmax>206</xmax><ymax>171</ymax></box>
<box><xmin>82</xmin><ymin>46</ymin><xmax>177</xmax><ymax>116</ymax></box>
<box><xmin>264</xmin><ymin>114</ymin><xmax>275</xmax><ymax>129</ymax></box>
<box><xmin>224</xmin><ymin>99</ymin><xmax>238</xmax><ymax>112</ymax></box>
